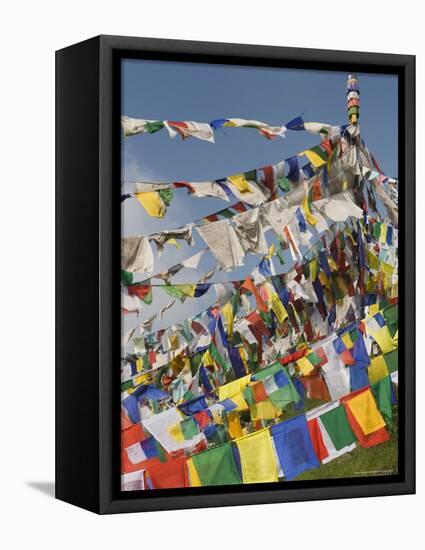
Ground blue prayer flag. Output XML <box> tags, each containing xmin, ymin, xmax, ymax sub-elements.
<box><xmin>272</xmin><ymin>415</ymin><xmax>320</xmax><ymax>480</ymax></box>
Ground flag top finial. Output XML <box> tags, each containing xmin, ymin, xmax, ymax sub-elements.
<box><xmin>347</xmin><ymin>74</ymin><xmax>359</xmax><ymax>125</ymax></box>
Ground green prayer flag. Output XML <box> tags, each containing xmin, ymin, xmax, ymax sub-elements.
<box><xmin>121</xmin><ymin>380</ymin><xmax>133</xmax><ymax>392</ymax></box>
<box><xmin>243</xmin><ymin>385</ymin><xmax>255</xmax><ymax>406</ymax></box>
<box><xmin>244</xmin><ymin>169</ymin><xmax>257</xmax><ymax>181</ymax></box>
<box><xmin>219</xmin><ymin>208</ymin><xmax>235</xmax><ymax>219</ymax></box>
<box><xmin>268</xmin><ymin>383</ymin><xmax>300</xmax><ymax>410</ymax></box>
<box><xmin>252</xmin><ymin>361</ymin><xmax>283</xmax><ymax>381</ymax></box>
<box><xmin>164</xmin><ymin>285</ymin><xmax>187</xmax><ymax>302</ymax></box>
<box><xmin>383</xmin><ymin>304</ymin><xmax>398</xmax><ymax>337</ymax></box>
<box><xmin>373</xmin><ymin>222</ymin><xmax>381</xmax><ymax>240</ymax></box>
<box><xmin>230</xmin><ymin>293</ymin><xmax>240</xmax><ymax>316</ymax></box>
<box><xmin>143</xmin><ymin>288</ymin><xmax>153</xmax><ymax>305</ymax></box>
<box><xmin>181</xmin><ymin>417</ymin><xmax>199</xmax><ymax>440</ymax></box>
<box><xmin>310</xmin><ymin>144</ymin><xmax>329</xmax><ymax>162</ymax></box>
<box><xmin>306</xmin><ymin>351</ymin><xmax>321</xmax><ymax>367</ymax></box>
<box><xmin>158</xmin><ymin>188</ymin><xmax>174</xmax><ymax>207</ymax></box>
<box><xmin>189</xmin><ymin>352</ymin><xmax>203</xmax><ymax>376</ymax></box>
<box><xmin>142</xmin><ymin>354</ymin><xmax>150</xmax><ymax>370</ymax></box>
<box><xmin>275</xmin><ymin>239</ymin><xmax>286</xmax><ymax>265</ymax></box>
<box><xmin>276</xmin><ymin>177</ymin><xmax>291</xmax><ymax>193</ymax></box>
<box><xmin>383</xmin><ymin>350</ymin><xmax>398</xmax><ymax>374</ymax></box>
<box><xmin>371</xmin><ymin>376</ymin><xmax>393</xmax><ymax>427</ymax></box>
<box><xmin>209</xmin><ymin>343</ymin><xmax>231</xmax><ymax>373</ymax></box>
<box><xmin>183</xmin><ymin>390</ymin><xmax>195</xmax><ymax>402</ymax></box>
<box><xmin>320</xmin><ymin>405</ymin><xmax>356</xmax><ymax>450</ymax></box>
<box><xmin>144</xmin><ymin>120</ymin><xmax>165</xmax><ymax>134</ymax></box>
<box><xmin>191</xmin><ymin>443</ymin><xmax>242</xmax><ymax>486</ymax></box>
<box><xmin>260</xmin><ymin>310</ymin><xmax>272</xmax><ymax>326</ymax></box>
<box><xmin>121</xmin><ymin>269</ymin><xmax>133</xmax><ymax>286</ymax></box>
<box><xmin>349</xmin><ymin>328</ymin><xmax>359</xmax><ymax>343</ymax></box>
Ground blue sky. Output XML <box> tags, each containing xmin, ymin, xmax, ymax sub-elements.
<box><xmin>121</xmin><ymin>59</ymin><xmax>398</xmax><ymax>334</ymax></box>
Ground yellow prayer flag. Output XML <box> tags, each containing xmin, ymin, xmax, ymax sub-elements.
<box><xmin>136</xmin><ymin>357</ymin><xmax>143</xmax><ymax>373</ymax></box>
<box><xmin>336</xmin><ymin>275</ymin><xmax>348</xmax><ymax>295</ymax></box>
<box><xmin>367</xmin><ymin>250</ymin><xmax>379</xmax><ymax>271</ymax></box>
<box><xmin>346</xmin><ymin>389</ymin><xmax>386</xmax><ymax>435</ymax></box>
<box><xmin>300</xmin><ymin>149</ymin><xmax>327</xmax><ymax>168</ymax></box>
<box><xmin>296</xmin><ymin>356</ymin><xmax>315</xmax><ymax>375</ymax></box>
<box><xmin>222</xmin><ymin>302</ymin><xmax>234</xmax><ymax>336</ymax></box>
<box><xmin>239</xmin><ymin>347</ymin><xmax>249</xmax><ymax>371</ymax></box>
<box><xmin>310</xmin><ymin>258</ymin><xmax>318</xmax><ymax>281</ymax></box>
<box><xmin>218</xmin><ymin>375</ymin><xmax>251</xmax><ymax>401</ymax></box>
<box><xmin>369</xmin><ymin>325</ymin><xmax>395</xmax><ymax>354</ymax></box>
<box><xmin>380</xmin><ymin>223</ymin><xmax>388</xmax><ymax>243</ymax></box>
<box><xmin>267</xmin><ymin>243</ymin><xmax>275</xmax><ymax>259</ymax></box>
<box><xmin>227</xmin><ymin>411</ymin><xmax>243</xmax><ymax>439</ymax></box>
<box><xmin>328</xmin><ymin>256</ymin><xmax>338</xmax><ymax>271</ymax></box>
<box><xmin>380</xmin><ymin>262</ymin><xmax>394</xmax><ymax>277</ymax></box>
<box><xmin>270</xmin><ymin>292</ymin><xmax>288</xmax><ymax>324</ymax></box>
<box><xmin>368</xmin><ymin>355</ymin><xmax>389</xmax><ymax>384</ymax></box>
<box><xmin>392</xmin><ymin>330</ymin><xmax>398</xmax><ymax>348</ymax></box>
<box><xmin>319</xmin><ymin>271</ymin><xmax>331</xmax><ymax>289</ymax></box>
<box><xmin>170</xmin><ymin>333</ymin><xmax>180</xmax><ymax>350</ymax></box>
<box><xmin>229</xmin><ymin>391</ymin><xmax>249</xmax><ymax>412</ymax></box>
<box><xmin>368</xmin><ymin>304</ymin><xmax>380</xmax><ymax>316</ymax></box>
<box><xmin>170</xmin><ymin>353</ymin><xmax>187</xmax><ymax>375</ymax></box>
<box><xmin>341</xmin><ymin>332</ymin><xmax>354</xmax><ymax>349</ymax></box>
<box><xmin>134</xmin><ymin>373</ymin><xmax>150</xmax><ymax>385</ymax></box>
<box><xmin>187</xmin><ymin>457</ymin><xmax>202</xmax><ymax>487</ymax></box>
<box><xmin>179</xmin><ymin>284</ymin><xmax>197</xmax><ymax>297</ymax></box>
<box><xmin>302</xmin><ymin>195</ymin><xmax>317</xmax><ymax>225</ymax></box>
<box><xmin>250</xmin><ymin>400</ymin><xmax>279</xmax><ymax>421</ymax></box>
<box><xmin>135</xmin><ymin>191</ymin><xmax>165</xmax><ymax>218</ymax></box>
<box><xmin>228</xmin><ymin>174</ymin><xmax>253</xmax><ymax>193</ymax></box>
<box><xmin>236</xmin><ymin>429</ymin><xmax>278</xmax><ymax>483</ymax></box>
<box><xmin>202</xmin><ymin>348</ymin><xmax>214</xmax><ymax>367</ymax></box>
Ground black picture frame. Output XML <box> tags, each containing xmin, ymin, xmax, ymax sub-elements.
<box><xmin>56</xmin><ymin>35</ymin><xmax>415</xmax><ymax>514</ymax></box>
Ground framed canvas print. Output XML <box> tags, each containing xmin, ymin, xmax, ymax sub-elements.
<box><xmin>56</xmin><ymin>35</ymin><xmax>415</xmax><ymax>514</ymax></box>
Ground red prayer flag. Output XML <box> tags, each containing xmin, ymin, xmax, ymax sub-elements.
<box><xmin>121</xmin><ymin>423</ymin><xmax>146</xmax><ymax>450</ymax></box>
<box><xmin>261</xmin><ymin>165</ymin><xmax>277</xmax><ymax>200</ymax></box>
<box><xmin>246</xmin><ymin>311</ymin><xmax>271</xmax><ymax>339</ymax></box>
<box><xmin>252</xmin><ymin>381</ymin><xmax>268</xmax><ymax>403</ymax></box>
<box><xmin>300</xmin><ymin>373</ymin><xmax>331</xmax><ymax>401</ymax></box>
<box><xmin>232</xmin><ymin>202</ymin><xmax>248</xmax><ymax>213</ymax></box>
<box><xmin>145</xmin><ymin>456</ymin><xmax>189</xmax><ymax>489</ymax></box>
<box><xmin>242</xmin><ymin>277</ymin><xmax>268</xmax><ymax>313</ymax></box>
<box><xmin>340</xmin><ymin>387</ymin><xmax>390</xmax><ymax>448</ymax></box>
<box><xmin>343</xmin><ymin>403</ymin><xmax>389</xmax><ymax>448</ymax></box>
<box><xmin>194</xmin><ymin>410</ymin><xmax>211</xmax><ymax>429</ymax></box>
<box><xmin>127</xmin><ymin>284</ymin><xmax>151</xmax><ymax>300</ymax></box>
<box><xmin>307</xmin><ymin>418</ymin><xmax>329</xmax><ymax>461</ymax></box>
<box><xmin>121</xmin><ymin>410</ymin><xmax>134</xmax><ymax>431</ymax></box>
<box><xmin>279</xmin><ymin>348</ymin><xmax>307</xmax><ymax>366</ymax></box>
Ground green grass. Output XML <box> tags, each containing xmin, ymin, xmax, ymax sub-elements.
<box><xmin>294</xmin><ymin>408</ymin><xmax>398</xmax><ymax>481</ymax></box>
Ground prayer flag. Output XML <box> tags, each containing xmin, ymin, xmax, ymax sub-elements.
<box><xmin>236</xmin><ymin>429</ymin><xmax>278</xmax><ymax>483</ymax></box>
<box><xmin>135</xmin><ymin>191</ymin><xmax>166</xmax><ymax>218</ymax></box>
<box><xmin>345</xmin><ymin>388</ymin><xmax>386</xmax><ymax>435</ymax></box>
<box><xmin>319</xmin><ymin>405</ymin><xmax>357</xmax><ymax>450</ymax></box>
<box><xmin>272</xmin><ymin>415</ymin><xmax>320</xmax><ymax>480</ymax></box>
<box><xmin>190</xmin><ymin>443</ymin><xmax>242</xmax><ymax>486</ymax></box>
